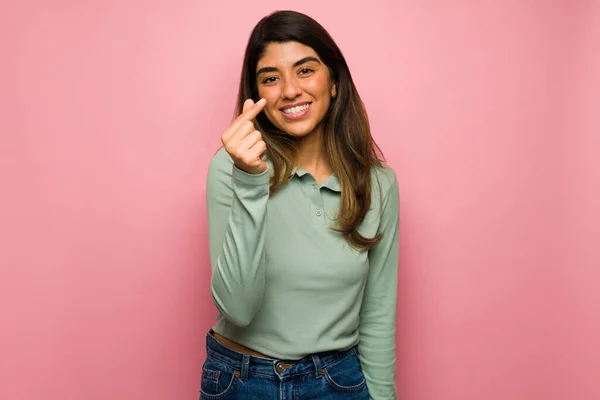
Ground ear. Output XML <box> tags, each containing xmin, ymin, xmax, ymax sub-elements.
<box><xmin>331</xmin><ymin>83</ymin><xmax>337</xmax><ymax>98</ymax></box>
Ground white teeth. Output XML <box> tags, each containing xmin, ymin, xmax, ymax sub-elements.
<box><xmin>283</xmin><ymin>103</ymin><xmax>309</xmax><ymax>114</ymax></box>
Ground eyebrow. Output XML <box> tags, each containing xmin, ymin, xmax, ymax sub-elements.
<box><xmin>256</xmin><ymin>56</ymin><xmax>322</xmax><ymax>77</ymax></box>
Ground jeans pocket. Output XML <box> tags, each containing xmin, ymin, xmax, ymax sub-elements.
<box><xmin>199</xmin><ymin>356</ymin><xmax>239</xmax><ymax>400</ymax></box>
<box><xmin>323</xmin><ymin>349</ymin><xmax>367</xmax><ymax>393</ymax></box>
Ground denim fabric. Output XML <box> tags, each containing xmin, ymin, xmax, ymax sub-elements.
<box><xmin>199</xmin><ymin>330</ymin><xmax>369</xmax><ymax>400</ymax></box>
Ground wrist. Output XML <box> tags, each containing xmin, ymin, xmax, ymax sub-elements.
<box><xmin>234</xmin><ymin>162</ymin><xmax>267</xmax><ymax>175</ymax></box>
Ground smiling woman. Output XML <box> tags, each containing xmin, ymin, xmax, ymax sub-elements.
<box><xmin>201</xmin><ymin>9</ymin><xmax>399</xmax><ymax>400</ymax></box>
<box><xmin>256</xmin><ymin>46</ymin><xmax>336</xmax><ymax>137</ymax></box>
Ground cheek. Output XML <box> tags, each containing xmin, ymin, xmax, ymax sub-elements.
<box><xmin>258</xmin><ymin>88</ymin><xmax>280</xmax><ymax>115</ymax></box>
<box><xmin>258</xmin><ymin>85</ymin><xmax>279</xmax><ymax>101</ymax></box>
<box><xmin>265</xmin><ymin>108</ymin><xmax>279</xmax><ymax>124</ymax></box>
<box><xmin>305</xmin><ymin>75</ymin><xmax>331</xmax><ymax>95</ymax></box>
<box><xmin>262</xmin><ymin>102</ymin><xmax>281</xmax><ymax>126</ymax></box>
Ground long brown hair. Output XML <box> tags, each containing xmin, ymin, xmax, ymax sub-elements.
<box><xmin>235</xmin><ymin>10</ymin><xmax>386</xmax><ymax>251</ymax></box>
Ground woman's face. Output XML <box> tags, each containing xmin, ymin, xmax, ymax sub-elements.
<box><xmin>256</xmin><ymin>41</ymin><xmax>336</xmax><ymax>139</ymax></box>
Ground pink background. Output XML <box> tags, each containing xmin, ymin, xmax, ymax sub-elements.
<box><xmin>1</xmin><ymin>1</ymin><xmax>598</xmax><ymax>399</ymax></box>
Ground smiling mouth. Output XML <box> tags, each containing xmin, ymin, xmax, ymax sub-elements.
<box><xmin>281</xmin><ymin>103</ymin><xmax>311</xmax><ymax>115</ymax></box>
<box><xmin>280</xmin><ymin>103</ymin><xmax>310</xmax><ymax>121</ymax></box>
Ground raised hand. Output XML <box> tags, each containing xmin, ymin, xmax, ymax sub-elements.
<box><xmin>221</xmin><ymin>98</ymin><xmax>268</xmax><ymax>175</ymax></box>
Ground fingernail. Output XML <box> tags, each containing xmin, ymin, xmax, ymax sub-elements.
<box><xmin>258</xmin><ymin>98</ymin><xmax>266</xmax><ymax>105</ymax></box>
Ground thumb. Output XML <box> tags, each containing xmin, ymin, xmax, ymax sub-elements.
<box><xmin>242</xmin><ymin>98</ymin><xmax>254</xmax><ymax>114</ymax></box>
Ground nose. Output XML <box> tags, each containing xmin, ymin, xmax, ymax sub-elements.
<box><xmin>281</xmin><ymin>76</ymin><xmax>302</xmax><ymax>99</ymax></box>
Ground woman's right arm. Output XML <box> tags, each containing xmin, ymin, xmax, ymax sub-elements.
<box><xmin>206</xmin><ymin>98</ymin><xmax>269</xmax><ymax>328</ymax></box>
<box><xmin>206</xmin><ymin>148</ymin><xmax>270</xmax><ymax>327</ymax></box>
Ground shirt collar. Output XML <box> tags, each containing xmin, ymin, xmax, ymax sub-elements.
<box><xmin>292</xmin><ymin>166</ymin><xmax>341</xmax><ymax>193</ymax></box>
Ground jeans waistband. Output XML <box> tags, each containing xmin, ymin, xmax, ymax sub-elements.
<box><xmin>205</xmin><ymin>329</ymin><xmax>357</xmax><ymax>380</ymax></box>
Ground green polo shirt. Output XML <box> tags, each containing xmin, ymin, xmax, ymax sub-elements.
<box><xmin>206</xmin><ymin>146</ymin><xmax>399</xmax><ymax>399</ymax></box>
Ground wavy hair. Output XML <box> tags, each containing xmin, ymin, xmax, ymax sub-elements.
<box><xmin>235</xmin><ymin>10</ymin><xmax>386</xmax><ymax>251</ymax></box>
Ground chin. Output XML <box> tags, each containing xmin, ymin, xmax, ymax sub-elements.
<box><xmin>264</xmin><ymin>112</ymin><xmax>322</xmax><ymax>138</ymax></box>
<box><xmin>271</xmin><ymin>121</ymin><xmax>314</xmax><ymax>137</ymax></box>
<box><xmin>283</xmin><ymin>128</ymin><xmax>313</xmax><ymax>137</ymax></box>
<box><xmin>286</xmin><ymin>130</ymin><xmax>320</xmax><ymax>139</ymax></box>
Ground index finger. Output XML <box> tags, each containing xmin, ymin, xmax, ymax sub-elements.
<box><xmin>225</xmin><ymin>98</ymin><xmax>267</xmax><ymax>139</ymax></box>
<box><xmin>238</xmin><ymin>98</ymin><xmax>266</xmax><ymax>123</ymax></box>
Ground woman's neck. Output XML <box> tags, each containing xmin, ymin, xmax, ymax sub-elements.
<box><xmin>297</xmin><ymin>131</ymin><xmax>332</xmax><ymax>184</ymax></box>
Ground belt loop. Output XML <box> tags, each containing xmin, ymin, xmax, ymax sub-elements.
<box><xmin>241</xmin><ymin>354</ymin><xmax>250</xmax><ymax>381</ymax></box>
<box><xmin>311</xmin><ymin>354</ymin><xmax>323</xmax><ymax>379</ymax></box>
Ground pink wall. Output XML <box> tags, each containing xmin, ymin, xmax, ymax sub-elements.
<box><xmin>1</xmin><ymin>1</ymin><xmax>598</xmax><ymax>399</ymax></box>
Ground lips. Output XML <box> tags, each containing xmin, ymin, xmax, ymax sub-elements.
<box><xmin>279</xmin><ymin>101</ymin><xmax>311</xmax><ymax>111</ymax></box>
<box><xmin>280</xmin><ymin>103</ymin><xmax>311</xmax><ymax>120</ymax></box>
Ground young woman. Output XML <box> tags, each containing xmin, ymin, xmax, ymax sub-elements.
<box><xmin>201</xmin><ymin>10</ymin><xmax>399</xmax><ymax>400</ymax></box>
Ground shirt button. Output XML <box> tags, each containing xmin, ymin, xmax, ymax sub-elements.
<box><xmin>315</xmin><ymin>209</ymin><xmax>322</xmax><ymax>216</ymax></box>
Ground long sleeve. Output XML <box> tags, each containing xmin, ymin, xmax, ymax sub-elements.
<box><xmin>358</xmin><ymin>170</ymin><xmax>400</xmax><ymax>399</ymax></box>
<box><xmin>206</xmin><ymin>147</ymin><xmax>270</xmax><ymax>327</ymax></box>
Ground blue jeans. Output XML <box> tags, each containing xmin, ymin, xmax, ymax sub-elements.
<box><xmin>199</xmin><ymin>330</ymin><xmax>369</xmax><ymax>399</ymax></box>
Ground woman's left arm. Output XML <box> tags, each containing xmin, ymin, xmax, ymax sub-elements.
<box><xmin>358</xmin><ymin>169</ymin><xmax>400</xmax><ymax>400</ymax></box>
